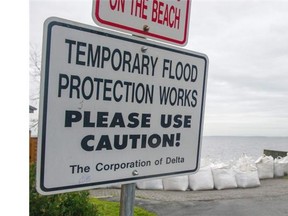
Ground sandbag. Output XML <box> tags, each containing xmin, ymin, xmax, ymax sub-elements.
<box><xmin>136</xmin><ymin>179</ymin><xmax>163</xmax><ymax>190</ymax></box>
<box><xmin>109</xmin><ymin>183</ymin><xmax>122</xmax><ymax>189</ymax></box>
<box><xmin>274</xmin><ymin>156</ymin><xmax>286</xmax><ymax>177</ymax></box>
<box><xmin>234</xmin><ymin>170</ymin><xmax>260</xmax><ymax>188</ymax></box>
<box><xmin>233</xmin><ymin>154</ymin><xmax>260</xmax><ymax>188</ymax></box>
<box><xmin>281</xmin><ymin>154</ymin><xmax>288</xmax><ymax>175</ymax></box>
<box><xmin>163</xmin><ymin>175</ymin><xmax>188</xmax><ymax>191</ymax></box>
<box><xmin>211</xmin><ymin>163</ymin><xmax>237</xmax><ymax>190</ymax></box>
<box><xmin>255</xmin><ymin>155</ymin><xmax>274</xmax><ymax>179</ymax></box>
<box><xmin>189</xmin><ymin>166</ymin><xmax>214</xmax><ymax>191</ymax></box>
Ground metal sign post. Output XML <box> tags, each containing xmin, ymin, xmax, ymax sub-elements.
<box><xmin>120</xmin><ymin>183</ymin><xmax>136</xmax><ymax>216</ymax></box>
<box><xmin>119</xmin><ymin>32</ymin><xmax>149</xmax><ymax>216</ymax></box>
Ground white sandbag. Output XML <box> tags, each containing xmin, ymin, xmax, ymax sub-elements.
<box><xmin>211</xmin><ymin>163</ymin><xmax>237</xmax><ymax>190</ymax></box>
<box><xmin>233</xmin><ymin>154</ymin><xmax>260</xmax><ymax>188</ymax></box>
<box><xmin>109</xmin><ymin>183</ymin><xmax>122</xmax><ymax>189</ymax></box>
<box><xmin>255</xmin><ymin>155</ymin><xmax>274</xmax><ymax>179</ymax></box>
<box><xmin>136</xmin><ymin>179</ymin><xmax>163</xmax><ymax>190</ymax></box>
<box><xmin>189</xmin><ymin>166</ymin><xmax>214</xmax><ymax>191</ymax></box>
<box><xmin>281</xmin><ymin>154</ymin><xmax>288</xmax><ymax>175</ymax></box>
<box><xmin>274</xmin><ymin>156</ymin><xmax>286</xmax><ymax>177</ymax></box>
<box><xmin>234</xmin><ymin>154</ymin><xmax>256</xmax><ymax>171</ymax></box>
<box><xmin>163</xmin><ymin>175</ymin><xmax>188</xmax><ymax>191</ymax></box>
<box><xmin>235</xmin><ymin>170</ymin><xmax>260</xmax><ymax>188</ymax></box>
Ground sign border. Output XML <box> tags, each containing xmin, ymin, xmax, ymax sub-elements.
<box><xmin>92</xmin><ymin>0</ymin><xmax>191</xmax><ymax>46</ymax></box>
<box><xmin>37</xmin><ymin>17</ymin><xmax>208</xmax><ymax>194</ymax></box>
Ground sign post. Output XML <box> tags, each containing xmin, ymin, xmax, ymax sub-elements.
<box><xmin>37</xmin><ymin>17</ymin><xmax>208</xmax><ymax>195</ymax></box>
<box><xmin>120</xmin><ymin>183</ymin><xmax>136</xmax><ymax>216</ymax></box>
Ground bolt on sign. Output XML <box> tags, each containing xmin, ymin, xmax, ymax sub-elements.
<box><xmin>36</xmin><ymin>17</ymin><xmax>208</xmax><ymax>195</ymax></box>
<box><xmin>92</xmin><ymin>0</ymin><xmax>191</xmax><ymax>46</ymax></box>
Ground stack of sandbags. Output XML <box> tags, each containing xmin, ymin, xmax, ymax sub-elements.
<box><xmin>188</xmin><ymin>158</ymin><xmax>214</xmax><ymax>191</ymax></box>
<box><xmin>233</xmin><ymin>154</ymin><xmax>260</xmax><ymax>188</ymax></box>
<box><xmin>211</xmin><ymin>162</ymin><xmax>237</xmax><ymax>190</ymax></box>
<box><xmin>136</xmin><ymin>179</ymin><xmax>163</xmax><ymax>190</ymax></box>
<box><xmin>163</xmin><ymin>175</ymin><xmax>189</xmax><ymax>191</ymax></box>
<box><xmin>255</xmin><ymin>155</ymin><xmax>274</xmax><ymax>179</ymax></box>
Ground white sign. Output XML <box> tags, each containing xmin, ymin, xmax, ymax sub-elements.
<box><xmin>92</xmin><ymin>0</ymin><xmax>191</xmax><ymax>46</ymax></box>
<box><xmin>37</xmin><ymin>17</ymin><xmax>208</xmax><ymax>195</ymax></box>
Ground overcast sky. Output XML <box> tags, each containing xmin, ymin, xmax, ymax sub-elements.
<box><xmin>29</xmin><ymin>0</ymin><xmax>288</xmax><ymax>137</ymax></box>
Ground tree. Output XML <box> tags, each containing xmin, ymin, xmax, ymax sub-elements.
<box><xmin>29</xmin><ymin>44</ymin><xmax>41</xmax><ymax>134</ymax></box>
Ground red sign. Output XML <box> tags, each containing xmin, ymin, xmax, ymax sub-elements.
<box><xmin>92</xmin><ymin>0</ymin><xmax>191</xmax><ymax>46</ymax></box>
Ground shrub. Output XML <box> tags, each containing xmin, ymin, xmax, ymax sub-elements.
<box><xmin>90</xmin><ymin>198</ymin><xmax>157</xmax><ymax>216</ymax></box>
<box><xmin>29</xmin><ymin>164</ymin><xmax>97</xmax><ymax>216</ymax></box>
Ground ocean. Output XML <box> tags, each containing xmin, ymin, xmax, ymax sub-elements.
<box><xmin>200</xmin><ymin>136</ymin><xmax>288</xmax><ymax>162</ymax></box>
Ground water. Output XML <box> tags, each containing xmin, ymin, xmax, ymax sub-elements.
<box><xmin>201</xmin><ymin>136</ymin><xmax>288</xmax><ymax>162</ymax></box>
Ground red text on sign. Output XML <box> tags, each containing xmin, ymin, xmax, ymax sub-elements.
<box><xmin>131</xmin><ymin>0</ymin><xmax>148</xmax><ymax>19</ymax></box>
<box><xmin>151</xmin><ymin>0</ymin><xmax>181</xmax><ymax>29</ymax></box>
<box><xmin>110</xmin><ymin>0</ymin><xmax>125</xmax><ymax>12</ymax></box>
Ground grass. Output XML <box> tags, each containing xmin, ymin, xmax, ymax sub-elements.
<box><xmin>90</xmin><ymin>197</ymin><xmax>157</xmax><ymax>216</ymax></box>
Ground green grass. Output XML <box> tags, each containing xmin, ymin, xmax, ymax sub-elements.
<box><xmin>90</xmin><ymin>197</ymin><xmax>157</xmax><ymax>216</ymax></box>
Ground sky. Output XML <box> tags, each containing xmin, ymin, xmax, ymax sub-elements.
<box><xmin>29</xmin><ymin>0</ymin><xmax>288</xmax><ymax>137</ymax></box>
